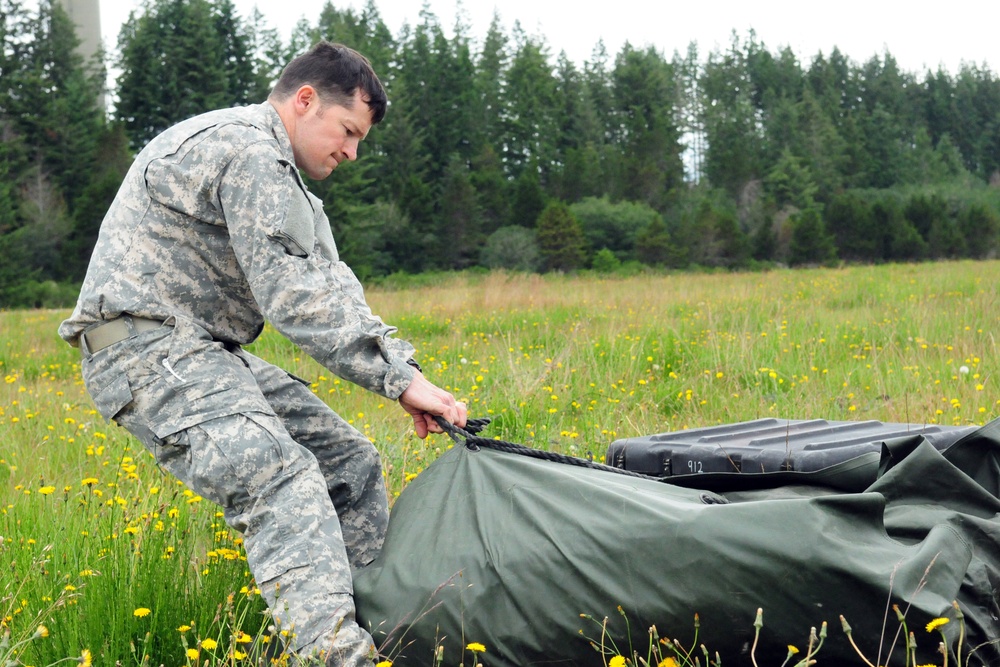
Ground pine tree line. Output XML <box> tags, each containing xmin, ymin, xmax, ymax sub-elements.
<box><xmin>2</xmin><ymin>0</ymin><xmax>999</xmax><ymax>306</ymax></box>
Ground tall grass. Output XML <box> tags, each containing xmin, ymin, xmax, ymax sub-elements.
<box><xmin>2</xmin><ymin>261</ymin><xmax>997</xmax><ymax>665</ymax></box>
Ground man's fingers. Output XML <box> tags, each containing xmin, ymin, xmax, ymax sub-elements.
<box><xmin>453</xmin><ymin>401</ymin><xmax>468</xmax><ymax>427</ymax></box>
<box><xmin>411</xmin><ymin>413</ymin><xmax>429</xmax><ymax>439</ymax></box>
<box><xmin>398</xmin><ymin>373</ymin><xmax>469</xmax><ymax>437</ymax></box>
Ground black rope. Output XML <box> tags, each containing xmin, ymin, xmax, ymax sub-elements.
<box><xmin>433</xmin><ymin>415</ymin><xmax>667</xmax><ymax>482</ymax></box>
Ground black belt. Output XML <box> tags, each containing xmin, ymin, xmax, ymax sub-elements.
<box><xmin>81</xmin><ymin>315</ymin><xmax>166</xmax><ymax>354</ymax></box>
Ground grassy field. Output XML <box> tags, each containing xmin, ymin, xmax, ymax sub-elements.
<box><xmin>1</xmin><ymin>261</ymin><xmax>997</xmax><ymax>666</ymax></box>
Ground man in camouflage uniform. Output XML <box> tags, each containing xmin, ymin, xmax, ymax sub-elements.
<box><xmin>59</xmin><ymin>42</ymin><xmax>467</xmax><ymax>666</ymax></box>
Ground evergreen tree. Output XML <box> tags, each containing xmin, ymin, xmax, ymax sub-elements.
<box><xmin>535</xmin><ymin>200</ymin><xmax>586</xmax><ymax>271</ymax></box>
<box><xmin>764</xmin><ymin>149</ymin><xmax>819</xmax><ymax>211</ymax></box>
<box><xmin>591</xmin><ymin>247</ymin><xmax>621</xmax><ymax>273</ymax></box>
<box><xmin>62</xmin><ymin>124</ymin><xmax>132</xmax><ymax>280</ymax></box>
<box><xmin>333</xmin><ymin>200</ymin><xmax>412</xmax><ymax>279</ymax></box>
<box><xmin>926</xmin><ymin>214</ymin><xmax>967</xmax><ymax>259</ymax></box>
<box><xmin>114</xmin><ymin>0</ymin><xmax>255</xmax><ymax>147</ymax></box>
<box><xmin>583</xmin><ymin>40</ymin><xmax>615</xmax><ymax>149</ymax></box>
<box><xmin>751</xmin><ymin>216</ymin><xmax>777</xmax><ymax>262</ymax></box>
<box><xmin>472</xmin><ymin>11</ymin><xmax>509</xmax><ymax>152</ymax></box>
<box><xmin>701</xmin><ymin>33</ymin><xmax>766</xmax><ymax>198</ymax></box>
<box><xmin>394</xmin><ymin>7</ymin><xmax>476</xmax><ymax>183</ymax></box>
<box><xmin>370</xmin><ymin>78</ymin><xmax>434</xmax><ymax>272</ymax></box>
<box><xmin>0</xmin><ymin>0</ymin><xmax>107</xmax><ymax>287</ymax></box>
<box><xmin>549</xmin><ymin>52</ymin><xmax>588</xmax><ymax>202</ymax></box>
<box><xmin>873</xmin><ymin>196</ymin><xmax>926</xmax><ymax>261</ymax></box>
<box><xmin>436</xmin><ymin>156</ymin><xmax>482</xmax><ymax>269</ymax></box>
<box><xmin>502</xmin><ymin>25</ymin><xmax>558</xmax><ymax>179</ymax></box>
<box><xmin>244</xmin><ymin>7</ymin><xmax>284</xmax><ymax>98</ymax></box>
<box><xmin>611</xmin><ymin>44</ymin><xmax>684</xmax><ymax>210</ymax></box>
<box><xmin>509</xmin><ymin>166</ymin><xmax>547</xmax><ymax>227</ymax></box>
<box><xmin>673</xmin><ymin>42</ymin><xmax>706</xmax><ymax>182</ymax></box>
<box><xmin>789</xmin><ymin>208</ymin><xmax>836</xmax><ymax>266</ymax></box>
<box><xmin>635</xmin><ymin>216</ymin><xmax>677</xmax><ymax>267</ymax></box>
<box><xmin>8</xmin><ymin>0</ymin><xmax>104</xmax><ymax>209</ymax></box>
<box><xmin>904</xmin><ymin>193</ymin><xmax>948</xmax><ymax>241</ymax></box>
<box><xmin>825</xmin><ymin>191</ymin><xmax>879</xmax><ymax>261</ymax></box>
<box><xmin>712</xmin><ymin>205</ymin><xmax>752</xmax><ymax>268</ymax></box>
<box><xmin>213</xmin><ymin>0</ymin><xmax>258</xmax><ymax>103</ymax></box>
<box><xmin>470</xmin><ymin>144</ymin><xmax>510</xmax><ymax>237</ymax></box>
<box><xmin>958</xmin><ymin>202</ymin><xmax>999</xmax><ymax>259</ymax></box>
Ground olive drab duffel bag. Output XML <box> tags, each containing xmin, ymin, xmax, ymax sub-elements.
<box><xmin>353</xmin><ymin>418</ymin><xmax>1000</xmax><ymax>667</ymax></box>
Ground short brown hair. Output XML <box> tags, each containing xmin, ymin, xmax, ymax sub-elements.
<box><xmin>270</xmin><ymin>41</ymin><xmax>387</xmax><ymax>124</ymax></box>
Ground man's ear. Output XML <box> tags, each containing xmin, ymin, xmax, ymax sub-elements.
<box><xmin>293</xmin><ymin>85</ymin><xmax>318</xmax><ymax>115</ymax></box>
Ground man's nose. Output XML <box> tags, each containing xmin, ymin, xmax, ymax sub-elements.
<box><xmin>344</xmin><ymin>139</ymin><xmax>359</xmax><ymax>161</ymax></box>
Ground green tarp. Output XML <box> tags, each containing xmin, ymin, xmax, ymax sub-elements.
<box><xmin>354</xmin><ymin>420</ymin><xmax>1000</xmax><ymax>666</ymax></box>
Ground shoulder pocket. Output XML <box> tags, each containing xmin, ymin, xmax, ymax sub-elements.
<box><xmin>271</xmin><ymin>187</ymin><xmax>315</xmax><ymax>257</ymax></box>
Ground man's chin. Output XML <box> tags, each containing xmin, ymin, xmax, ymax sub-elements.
<box><xmin>304</xmin><ymin>166</ymin><xmax>335</xmax><ymax>180</ymax></box>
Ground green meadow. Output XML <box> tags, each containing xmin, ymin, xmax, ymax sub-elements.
<box><xmin>2</xmin><ymin>262</ymin><xmax>997</xmax><ymax>666</ymax></box>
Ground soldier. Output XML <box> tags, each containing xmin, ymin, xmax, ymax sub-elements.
<box><xmin>59</xmin><ymin>42</ymin><xmax>467</xmax><ymax>666</ymax></box>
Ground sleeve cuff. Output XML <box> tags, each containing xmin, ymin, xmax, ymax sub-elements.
<box><xmin>383</xmin><ymin>356</ymin><xmax>417</xmax><ymax>400</ymax></box>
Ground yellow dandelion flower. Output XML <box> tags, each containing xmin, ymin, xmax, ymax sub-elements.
<box><xmin>609</xmin><ymin>656</ymin><xmax>627</xmax><ymax>667</ymax></box>
<box><xmin>926</xmin><ymin>617</ymin><xmax>950</xmax><ymax>632</ymax></box>
<box><xmin>466</xmin><ymin>642</ymin><xmax>487</xmax><ymax>653</ymax></box>
<box><xmin>787</xmin><ymin>645</ymin><xmax>799</xmax><ymax>655</ymax></box>
<box><xmin>178</xmin><ymin>625</ymin><xmax>191</xmax><ymax>632</ymax></box>
<box><xmin>80</xmin><ymin>649</ymin><xmax>93</xmax><ymax>667</ymax></box>
<box><xmin>36</xmin><ymin>624</ymin><xmax>50</xmax><ymax>638</ymax></box>
<box><xmin>81</xmin><ymin>478</ymin><xmax>99</xmax><ymax>486</ymax></box>
<box><xmin>133</xmin><ymin>607</ymin><xmax>151</xmax><ymax>618</ymax></box>
<box><xmin>235</xmin><ymin>631</ymin><xmax>252</xmax><ymax>643</ymax></box>
<box><xmin>658</xmin><ymin>658</ymin><xmax>678</xmax><ymax>667</ymax></box>
<box><xmin>201</xmin><ymin>638</ymin><xmax>218</xmax><ymax>650</ymax></box>
<box><xmin>376</xmin><ymin>661</ymin><xmax>393</xmax><ymax>667</ymax></box>
<box><xmin>186</xmin><ymin>648</ymin><xmax>199</xmax><ymax>660</ymax></box>
<box><xmin>232</xmin><ymin>650</ymin><xmax>247</xmax><ymax>660</ymax></box>
<box><xmin>39</xmin><ymin>486</ymin><xmax>56</xmax><ymax>495</ymax></box>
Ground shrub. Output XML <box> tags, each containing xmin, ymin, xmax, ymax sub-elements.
<box><xmin>480</xmin><ymin>226</ymin><xmax>541</xmax><ymax>272</ymax></box>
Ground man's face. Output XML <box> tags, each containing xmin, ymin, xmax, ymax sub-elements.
<box><xmin>291</xmin><ymin>87</ymin><xmax>373</xmax><ymax>180</ymax></box>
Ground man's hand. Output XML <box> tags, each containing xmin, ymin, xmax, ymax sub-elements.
<box><xmin>398</xmin><ymin>369</ymin><xmax>468</xmax><ymax>438</ymax></box>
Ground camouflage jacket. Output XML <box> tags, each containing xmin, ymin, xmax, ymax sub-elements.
<box><xmin>59</xmin><ymin>103</ymin><xmax>415</xmax><ymax>399</ymax></box>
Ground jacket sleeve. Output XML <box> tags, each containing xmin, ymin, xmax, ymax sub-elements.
<box><xmin>219</xmin><ymin>142</ymin><xmax>416</xmax><ymax>399</ymax></box>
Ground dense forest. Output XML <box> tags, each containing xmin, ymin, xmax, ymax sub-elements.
<box><xmin>1</xmin><ymin>0</ymin><xmax>999</xmax><ymax>307</ymax></box>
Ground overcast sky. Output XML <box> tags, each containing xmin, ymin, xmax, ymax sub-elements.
<box><xmin>97</xmin><ymin>0</ymin><xmax>996</xmax><ymax>76</ymax></box>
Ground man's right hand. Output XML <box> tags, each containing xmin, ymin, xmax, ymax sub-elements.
<box><xmin>398</xmin><ymin>370</ymin><xmax>468</xmax><ymax>438</ymax></box>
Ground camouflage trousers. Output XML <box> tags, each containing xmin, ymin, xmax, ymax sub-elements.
<box><xmin>81</xmin><ymin>316</ymin><xmax>387</xmax><ymax>666</ymax></box>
